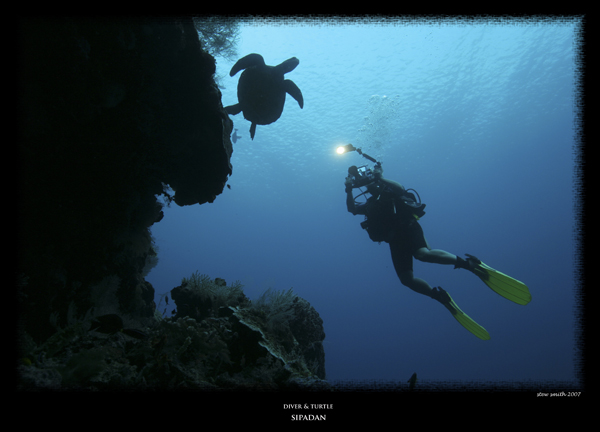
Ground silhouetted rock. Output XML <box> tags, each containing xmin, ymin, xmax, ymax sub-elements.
<box><xmin>18</xmin><ymin>17</ymin><xmax>232</xmax><ymax>342</ymax></box>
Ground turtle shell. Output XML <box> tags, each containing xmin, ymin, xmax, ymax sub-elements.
<box><xmin>237</xmin><ymin>64</ymin><xmax>286</xmax><ymax>126</ymax></box>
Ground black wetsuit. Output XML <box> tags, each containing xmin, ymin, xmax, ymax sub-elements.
<box><xmin>348</xmin><ymin>190</ymin><xmax>428</xmax><ymax>274</ymax></box>
<box><xmin>388</xmin><ymin>220</ymin><xmax>428</xmax><ymax>274</ymax></box>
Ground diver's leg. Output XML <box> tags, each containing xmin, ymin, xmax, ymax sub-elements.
<box><xmin>414</xmin><ymin>247</ymin><xmax>478</xmax><ymax>270</ymax></box>
<box><xmin>390</xmin><ymin>241</ymin><xmax>437</xmax><ymax>298</ymax></box>
<box><xmin>414</xmin><ymin>247</ymin><xmax>457</xmax><ymax>265</ymax></box>
<box><xmin>409</xmin><ymin>222</ymin><xmax>464</xmax><ymax>267</ymax></box>
<box><xmin>394</xmin><ymin>264</ymin><xmax>449</xmax><ymax>305</ymax></box>
<box><xmin>390</xmin><ymin>223</ymin><xmax>453</xmax><ymax>303</ymax></box>
<box><xmin>395</xmin><ymin>269</ymin><xmax>436</xmax><ymax>296</ymax></box>
<box><xmin>391</xmin><ymin>246</ymin><xmax>451</xmax><ymax>305</ymax></box>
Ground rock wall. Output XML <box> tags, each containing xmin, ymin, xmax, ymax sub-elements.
<box><xmin>17</xmin><ymin>17</ymin><xmax>232</xmax><ymax>342</ymax></box>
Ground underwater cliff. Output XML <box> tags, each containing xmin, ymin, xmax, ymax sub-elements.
<box><xmin>17</xmin><ymin>17</ymin><xmax>327</xmax><ymax>390</ymax></box>
<box><xmin>18</xmin><ymin>274</ymin><xmax>328</xmax><ymax>390</ymax></box>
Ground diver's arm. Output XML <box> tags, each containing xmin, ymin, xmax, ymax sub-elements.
<box><xmin>345</xmin><ymin>176</ymin><xmax>365</xmax><ymax>215</ymax></box>
<box><xmin>347</xmin><ymin>195</ymin><xmax>367</xmax><ymax>215</ymax></box>
<box><xmin>346</xmin><ymin>188</ymin><xmax>357</xmax><ymax>214</ymax></box>
<box><xmin>345</xmin><ymin>176</ymin><xmax>357</xmax><ymax>214</ymax></box>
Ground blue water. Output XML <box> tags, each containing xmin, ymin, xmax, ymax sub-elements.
<box><xmin>147</xmin><ymin>18</ymin><xmax>579</xmax><ymax>385</ymax></box>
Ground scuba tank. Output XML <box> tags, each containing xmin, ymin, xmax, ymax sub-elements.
<box><xmin>399</xmin><ymin>188</ymin><xmax>426</xmax><ymax>219</ymax></box>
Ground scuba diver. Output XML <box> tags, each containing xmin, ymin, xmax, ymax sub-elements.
<box><xmin>339</xmin><ymin>144</ymin><xmax>531</xmax><ymax>340</ymax></box>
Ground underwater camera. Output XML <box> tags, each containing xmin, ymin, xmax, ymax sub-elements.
<box><xmin>336</xmin><ymin>143</ymin><xmax>382</xmax><ymax>188</ymax></box>
<box><xmin>348</xmin><ymin>162</ymin><xmax>384</xmax><ymax>189</ymax></box>
<box><xmin>349</xmin><ymin>165</ymin><xmax>376</xmax><ymax>188</ymax></box>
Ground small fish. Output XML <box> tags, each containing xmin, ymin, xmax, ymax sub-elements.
<box><xmin>408</xmin><ymin>372</ymin><xmax>417</xmax><ymax>391</ymax></box>
<box><xmin>231</xmin><ymin>128</ymin><xmax>242</xmax><ymax>144</ymax></box>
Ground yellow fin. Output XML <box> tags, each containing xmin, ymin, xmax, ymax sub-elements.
<box><xmin>443</xmin><ymin>295</ymin><xmax>491</xmax><ymax>340</ymax></box>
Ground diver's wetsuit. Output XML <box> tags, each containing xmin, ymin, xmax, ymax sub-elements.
<box><xmin>347</xmin><ymin>193</ymin><xmax>428</xmax><ymax>275</ymax></box>
<box><xmin>345</xmin><ymin>169</ymin><xmax>465</xmax><ymax>301</ymax></box>
<box><xmin>388</xmin><ymin>220</ymin><xmax>429</xmax><ymax>274</ymax></box>
<box><xmin>343</xmin><ymin>168</ymin><xmax>519</xmax><ymax>341</ymax></box>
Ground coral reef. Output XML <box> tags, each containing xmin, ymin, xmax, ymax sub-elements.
<box><xmin>170</xmin><ymin>272</ymin><xmax>249</xmax><ymax>321</ymax></box>
<box><xmin>18</xmin><ymin>276</ymin><xmax>328</xmax><ymax>390</ymax></box>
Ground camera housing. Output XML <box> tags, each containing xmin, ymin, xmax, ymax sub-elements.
<box><xmin>351</xmin><ymin>165</ymin><xmax>376</xmax><ymax>188</ymax></box>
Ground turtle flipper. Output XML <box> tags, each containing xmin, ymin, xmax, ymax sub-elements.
<box><xmin>224</xmin><ymin>103</ymin><xmax>242</xmax><ymax>115</ymax></box>
<box><xmin>230</xmin><ymin>53</ymin><xmax>265</xmax><ymax>77</ymax></box>
<box><xmin>250</xmin><ymin>122</ymin><xmax>257</xmax><ymax>140</ymax></box>
<box><xmin>276</xmin><ymin>57</ymin><xmax>300</xmax><ymax>74</ymax></box>
<box><xmin>283</xmin><ymin>80</ymin><xmax>304</xmax><ymax>109</ymax></box>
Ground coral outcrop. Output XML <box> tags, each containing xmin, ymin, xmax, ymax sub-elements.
<box><xmin>17</xmin><ymin>276</ymin><xmax>328</xmax><ymax>390</ymax></box>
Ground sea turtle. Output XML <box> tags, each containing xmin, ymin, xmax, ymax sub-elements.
<box><xmin>224</xmin><ymin>53</ymin><xmax>304</xmax><ymax>140</ymax></box>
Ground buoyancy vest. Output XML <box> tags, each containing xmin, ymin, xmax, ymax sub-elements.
<box><xmin>360</xmin><ymin>186</ymin><xmax>426</xmax><ymax>243</ymax></box>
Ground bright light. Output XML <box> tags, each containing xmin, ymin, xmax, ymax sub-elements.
<box><xmin>336</xmin><ymin>143</ymin><xmax>356</xmax><ymax>155</ymax></box>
